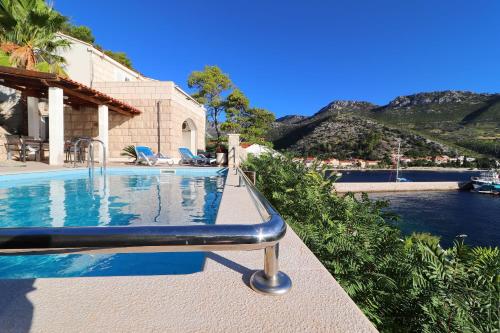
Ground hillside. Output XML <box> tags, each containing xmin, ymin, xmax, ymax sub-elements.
<box><xmin>269</xmin><ymin>91</ymin><xmax>500</xmax><ymax>159</ymax></box>
<box><xmin>366</xmin><ymin>91</ymin><xmax>500</xmax><ymax>158</ymax></box>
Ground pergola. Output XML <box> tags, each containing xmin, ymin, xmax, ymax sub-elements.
<box><xmin>0</xmin><ymin>66</ymin><xmax>141</xmax><ymax>165</ymax></box>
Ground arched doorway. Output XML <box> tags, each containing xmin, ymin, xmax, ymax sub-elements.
<box><xmin>182</xmin><ymin>119</ymin><xmax>197</xmax><ymax>153</ymax></box>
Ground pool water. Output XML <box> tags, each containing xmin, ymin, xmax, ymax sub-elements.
<box><xmin>0</xmin><ymin>168</ymin><xmax>226</xmax><ymax>278</ymax></box>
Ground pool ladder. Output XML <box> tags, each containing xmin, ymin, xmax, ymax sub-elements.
<box><xmin>73</xmin><ymin>138</ymin><xmax>107</xmax><ymax>175</ymax></box>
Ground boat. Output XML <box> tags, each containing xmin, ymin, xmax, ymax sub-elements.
<box><xmin>395</xmin><ymin>141</ymin><xmax>411</xmax><ymax>182</ymax></box>
<box><xmin>475</xmin><ymin>183</ymin><xmax>500</xmax><ymax>195</ymax></box>
<box><xmin>471</xmin><ymin>170</ymin><xmax>499</xmax><ymax>190</ymax></box>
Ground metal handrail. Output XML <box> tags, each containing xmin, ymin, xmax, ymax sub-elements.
<box><xmin>88</xmin><ymin>139</ymin><xmax>107</xmax><ymax>175</ymax></box>
<box><xmin>73</xmin><ymin>138</ymin><xmax>106</xmax><ymax>175</ymax></box>
<box><xmin>0</xmin><ymin>167</ymin><xmax>291</xmax><ymax>295</ymax></box>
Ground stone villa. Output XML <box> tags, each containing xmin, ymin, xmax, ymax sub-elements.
<box><xmin>0</xmin><ymin>33</ymin><xmax>206</xmax><ymax>164</ymax></box>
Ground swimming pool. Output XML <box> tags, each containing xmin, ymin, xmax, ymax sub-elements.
<box><xmin>0</xmin><ymin>168</ymin><xmax>226</xmax><ymax>278</ymax></box>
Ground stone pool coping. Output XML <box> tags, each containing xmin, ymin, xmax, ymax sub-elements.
<box><xmin>0</xmin><ymin>163</ymin><xmax>377</xmax><ymax>333</ymax></box>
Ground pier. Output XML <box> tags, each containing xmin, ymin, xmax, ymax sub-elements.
<box><xmin>334</xmin><ymin>181</ymin><xmax>473</xmax><ymax>193</ymax></box>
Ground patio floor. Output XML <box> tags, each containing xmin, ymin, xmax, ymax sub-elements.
<box><xmin>0</xmin><ymin>166</ymin><xmax>377</xmax><ymax>333</ymax></box>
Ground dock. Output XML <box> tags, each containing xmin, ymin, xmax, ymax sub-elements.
<box><xmin>334</xmin><ymin>181</ymin><xmax>472</xmax><ymax>193</ymax></box>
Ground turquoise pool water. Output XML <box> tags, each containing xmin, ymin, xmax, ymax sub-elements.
<box><xmin>0</xmin><ymin>168</ymin><xmax>226</xmax><ymax>278</ymax></box>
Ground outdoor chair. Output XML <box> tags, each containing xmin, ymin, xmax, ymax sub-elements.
<box><xmin>135</xmin><ymin>146</ymin><xmax>174</xmax><ymax>166</ymax></box>
<box><xmin>178</xmin><ymin>147</ymin><xmax>216</xmax><ymax>165</ymax></box>
<box><xmin>5</xmin><ymin>135</ymin><xmax>40</xmax><ymax>161</ymax></box>
<box><xmin>65</xmin><ymin>138</ymin><xmax>88</xmax><ymax>163</ymax></box>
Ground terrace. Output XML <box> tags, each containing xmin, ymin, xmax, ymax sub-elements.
<box><xmin>0</xmin><ymin>150</ymin><xmax>376</xmax><ymax>332</ymax></box>
<box><xmin>0</xmin><ymin>65</ymin><xmax>206</xmax><ymax>165</ymax></box>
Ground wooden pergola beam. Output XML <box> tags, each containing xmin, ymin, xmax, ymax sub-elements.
<box><xmin>0</xmin><ymin>66</ymin><xmax>141</xmax><ymax>116</ymax></box>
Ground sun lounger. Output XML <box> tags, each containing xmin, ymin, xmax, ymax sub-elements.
<box><xmin>178</xmin><ymin>147</ymin><xmax>216</xmax><ymax>165</ymax></box>
<box><xmin>135</xmin><ymin>146</ymin><xmax>174</xmax><ymax>166</ymax></box>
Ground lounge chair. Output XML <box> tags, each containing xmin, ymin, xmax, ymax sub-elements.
<box><xmin>135</xmin><ymin>146</ymin><xmax>174</xmax><ymax>166</ymax></box>
<box><xmin>178</xmin><ymin>147</ymin><xmax>216</xmax><ymax>165</ymax></box>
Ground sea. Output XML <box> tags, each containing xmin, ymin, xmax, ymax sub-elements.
<box><xmin>336</xmin><ymin>170</ymin><xmax>499</xmax><ymax>248</ymax></box>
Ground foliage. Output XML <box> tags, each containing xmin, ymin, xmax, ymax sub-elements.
<box><xmin>0</xmin><ymin>1</ymin><xmax>135</xmax><ymax>72</ymax></box>
<box><xmin>0</xmin><ymin>0</ymin><xmax>70</xmax><ymax>72</ymax></box>
<box><xmin>188</xmin><ymin>66</ymin><xmax>275</xmax><ymax>146</ymax></box>
<box><xmin>221</xmin><ymin>88</ymin><xmax>249</xmax><ymax>133</ymax></box>
<box><xmin>104</xmin><ymin>50</ymin><xmax>133</xmax><ymax>69</ymax></box>
<box><xmin>0</xmin><ymin>49</ymin><xmax>10</xmax><ymax>66</ymax></box>
<box><xmin>271</xmin><ymin>113</ymin><xmax>448</xmax><ymax>161</ymax></box>
<box><xmin>458</xmin><ymin>139</ymin><xmax>500</xmax><ymax>159</ymax></box>
<box><xmin>475</xmin><ymin>157</ymin><xmax>498</xmax><ymax>169</ymax></box>
<box><xmin>62</xmin><ymin>21</ymin><xmax>133</xmax><ymax>69</ymax></box>
<box><xmin>238</xmin><ymin>107</ymin><xmax>275</xmax><ymax>145</ymax></box>
<box><xmin>61</xmin><ymin>23</ymin><xmax>95</xmax><ymax>44</ymax></box>
<box><xmin>244</xmin><ymin>154</ymin><xmax>499</xmax><ymax>332</ymax></box>
<box><xmin>188</xmin><ymin>65</ymin><xmax>233</xmax><ymax>144</ymax></box>
<box><xmin>121</xmin><ymin>145</ymin><xmax>137</xmax><ymax>160</ymax></box>
<box><xmin>357</xmin><ymin>131</ymin><xmax>381</xmax><ymax>159</ymax></box>
<box><xmin>367</xmin><ymin>93</ymin><xmax>500</xmax><ymax>160</ymax></box>
<box><xmin>222</xmin><ymin>88</ymin><xmax>275</xmax><ymax>145</ymax></box>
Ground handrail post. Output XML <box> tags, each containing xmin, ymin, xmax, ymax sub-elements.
<box><xmin>73</xmin><ymin>138</ymin><xmax>82</xmax><ymax>168</ymax></box>
<box><xmin>93</xmin><ymin>139</ymin><xmax>106</xmax><ymax>174</ymax></box>
<box><xmin>250</xmin><ymin>243</ymin><xmax>292</xmax><ymax>295</ymax></box>
<box><xmin>88</xmin><ymin>141</ymin><xmax>94</xmax><ymax>176</ymax></box>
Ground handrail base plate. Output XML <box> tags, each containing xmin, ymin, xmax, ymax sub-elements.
<box><xmin>250</xmin><ymin>270</ymin><xmax>292</xmax><ymax>296</ymax></box>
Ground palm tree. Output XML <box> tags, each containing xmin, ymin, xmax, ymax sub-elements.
<box><xmin>0</xmin><ymin>0</ymin><xmax>70</xmax><ymax>74</ymax></box>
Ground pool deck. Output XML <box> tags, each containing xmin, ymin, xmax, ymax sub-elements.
<box><xmin>0</xmin><ymin>162</ymin><xmax>377</xmax><ymax>333</ymax></box>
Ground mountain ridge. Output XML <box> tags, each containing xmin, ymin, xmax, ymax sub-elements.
<box><xmin>269</xmin><ymin>90</ymin><xmax>500</xmax><ymax>160</ymax></box>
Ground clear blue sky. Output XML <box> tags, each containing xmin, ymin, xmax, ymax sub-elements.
<box><xmin>54</xmin><ymin>0</ymin><xmax>500</xmax><ymax>118</ymax></box>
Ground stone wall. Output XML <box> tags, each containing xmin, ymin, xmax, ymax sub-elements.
<box><xmin>0</xmin><ymin>86</ymin><xmax>25</xmax><ymax>160</ymax></box>
<box><xmin>0</xmin><ymin>80</ymin><xmax>206</xmax><ymax>162</ymax></box>
<box><xmin>64</xmin><ymin>106</ymin><xmax>98</xmax><ymax>140</ymax></box>
<box><xmin>91</xmin><ymin>52</ymin><xmax>143</xmax><ymax>84</ymax></box>
<box><xmin>93</xmin><ymin>81</ymin><xmax>206</xmax><ymax>159</ymax></box>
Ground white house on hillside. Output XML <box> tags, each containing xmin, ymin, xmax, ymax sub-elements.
<box><xmin>56</xmin><ymin>33</ymin><xmax>148</xmax><ymax>86</ymax></box>
<box><xmin>0</xmin><ymin>33</ymin><xmax>206</xmax><ymax>164</ymax></box>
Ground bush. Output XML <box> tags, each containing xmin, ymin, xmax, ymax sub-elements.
<box><xmin>244</xmin><ymin>154</ymin><xmax>499</xmax><ymax>332</ymax></box>
<box><xmin>121</xmin><ymin>145</ymin><xmax>137</xmax><ymax>161</ymax></box>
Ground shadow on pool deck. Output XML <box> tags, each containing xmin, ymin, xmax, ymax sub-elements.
<box><xmin>0</xmin><ymin>279</ymin><xmax>35</xmax><ymax>333</ymax></box>
<box><xmin>205</xmin><ymin>252</ymin><xmax>256</xmax><ymax>287</ymax></box>
<box><xmin>0</xmin><ymin>253</ymin><xmax>254</xmax><ymax>333</ymax></box>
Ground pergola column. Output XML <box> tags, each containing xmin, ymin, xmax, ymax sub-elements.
<box><xmin>27</xmin><ymin>97</ymin><xmax>40</xmax><ymax>139</ymax></box>
<box><xmin>228</xmin><ymin>133</ymin><xmax>240</xmax><ymax>168</ymax></box>
<box><xmin>48</xmin><ymin>87</ymin><xmax>64</xmax><ymax>165</ymax></box>
<box><xmin>97</xmin><ymin>104</ymin><xmax>109</xmax><ymax>162</ymax></box>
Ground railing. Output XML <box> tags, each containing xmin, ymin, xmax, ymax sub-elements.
<box><xmin>0</xmin><ymin>168</ymin><xmax>291</xmax><ymax>295</ymax></box>
<box><xmin>72</xmin><ymin>138</ymin><xmax>106</xmax><ymax>175</ymax></box>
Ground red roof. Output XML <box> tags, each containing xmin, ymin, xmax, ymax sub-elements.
<box><xmin>0</xmin><ymin>66</ymin><xmax>141</xmax><ymax>116</ymax></box>
<box><xmin>240</xmin><ymin>142</ymin><xmax>252</xmax><ymax>148</ymax></box>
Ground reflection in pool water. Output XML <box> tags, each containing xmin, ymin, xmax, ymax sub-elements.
<box><xmin>0</xmin><ymin>170</ymin><xmax>226</xmax><ymax>278</ymax></box>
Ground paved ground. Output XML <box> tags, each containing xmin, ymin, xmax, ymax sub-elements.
<box><xmin>0</xmin><ymin>165</ymin><xmax>377</xmax><ymax>333</ymax></box>
<box><xmin>335</xmin><ymin>181</ymin><xmax>462</xmax><ymax>192</ymax></box>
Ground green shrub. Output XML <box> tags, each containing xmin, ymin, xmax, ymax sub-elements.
<box><xmin>244</xmin><ymin>154</ymin><xmax>499</xmax><ymax>332</ymax></box>
<box><xmin>121</xmin><ymin>145</ymin><xmax>137</xmax><ymax>161</ymax></box>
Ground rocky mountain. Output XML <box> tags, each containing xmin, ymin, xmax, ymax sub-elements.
<box><xmin>275</xmin><ymin>115</ymin><xmax>307</xmax><ymax>125</ymax></box>
<box><xmin>313</xmin><ymin>100</ymin><xmax>377</xmax><ymax>119</ymax></box>
<box><xmin>385</xmin><ymin>91</ymin><xmax>492</xmax><ymax>108</ymax></box>
<box><xmin>269</xmin><ymin>91</ymin><xmax>500</xmax><ymax>159</ymax></box>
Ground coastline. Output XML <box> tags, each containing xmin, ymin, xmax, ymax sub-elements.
<box><xmin>328</xmin><ymin>167</ymin><xmax>481</xmax><ymax>172</ymax></box>
<box><xmin>334</xmin><ymin>181</ymin><xmax>463</xmax><ymax>193</ymax></box>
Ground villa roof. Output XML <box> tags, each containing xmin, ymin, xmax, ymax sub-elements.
<box><xmin>0</xmin><ymin>66</ymin><xmax>141</xmax><ymax>116</ymax></box>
